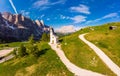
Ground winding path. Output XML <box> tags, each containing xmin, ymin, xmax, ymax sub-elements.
<box><xmin>79</xmin><ymin>33</ymin><xmax>120</xmax><ymax>76</ymax></box>
<box><xmin>49</xmin><ymin>43</ymin><xmax>104</xmax><ymax>76</ymax></box>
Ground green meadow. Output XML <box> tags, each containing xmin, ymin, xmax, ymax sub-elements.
<box><xmin>0</xmin><ymin>42</ymin><xmax>73</xmax><ymax>76</ymax></box>
<box><xmin>85</xmin><ymin>22</ymin><xmax>120</xmax><ymax>67</ymax></box>
<box><xmin>60</xmin><ymin>23</ymin><xmax>119</xmax><ymax>76</ymax></box>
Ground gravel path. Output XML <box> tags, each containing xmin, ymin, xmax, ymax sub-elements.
<box><xmin>0</xmin><ymin>55</ymin><xmax>14</xmax><ymax>63</ymax></box>
<box><xmin>79</xmin><ymin>33</ymin><xmax>120</xmax><ymax>76</ymax></box>
<box><xmin>0</xmin><ymin>48</ymin><xmax>14</xmax><ymax>63</ymax></box>
<box><xmin>49</xmin><ymin>43</ymin><xmax>104</xmax><ymax>76</ymax></box>
<box><xmin>0</xmin><ymin>48</ymin><xmax>14</xmax><ymax>57</ymax></box>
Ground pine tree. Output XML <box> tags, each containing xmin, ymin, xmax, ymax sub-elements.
<box><xmin>18</xmin><ymin>44</ymin><xmax>27</xmax><ymax>57</ymax></box>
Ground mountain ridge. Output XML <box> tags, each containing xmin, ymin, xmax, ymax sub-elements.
<box><xmin>0</xmin><ymin>12</ymin><xmax>49</xmax><ymax>42</ymax></box>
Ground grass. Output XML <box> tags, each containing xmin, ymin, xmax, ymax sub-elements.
<box><xmin>85</xmin><ymin>22</ymin><xmax>120</xmax><ymax>67</ymax></box>
<box><xmin>0</xmin><ymin>42</ymin><xmax>73</xmax><ymax>76</ymax></box>
<box><xmin>61</xmin><ymin>26</ymin><xmax>116</xmax><ymax>76</ymax></box>
<box><xmin>0</xmin><ymin>42</ymin><xmax>28</xmax><ymax>50</ymax></box>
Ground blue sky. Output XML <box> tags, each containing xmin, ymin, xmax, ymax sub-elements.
<box><xmin>0</xmin><ymin>0</ymin><xmax>120</xmax><ymax>29</ymax></box>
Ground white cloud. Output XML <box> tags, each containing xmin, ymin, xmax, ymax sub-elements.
<box><xmin>70</xmin><ymin>4</ymin><xmax>90</xmax><ymax>14</ymax></box>
<box><xmin>103</xmin><ymin>13</ymin><xmax>118</xmax><ymax>19</ymax></box>
<box><xmin>96</xmin><ymin>12</ymin><xmax>119</xmax><ymax>21</ymax></box>
<box><xmin>33</xmin><ymin>0</ymin><xmax>66</xmax><ymax>10</ymax></box>
<box><xmin>55</xmin><ymin>25</ymin><xmax>82</xmax><ymax>33</ymax></box>
<box><xmin>60</xmin><ymin>14</ymin><xmax>70</xmax><ymax>20</ymax></box>
<box><xmin>59</xmin><ymin>15</ymin><xmax>86</xmax><ymax>23</ymax></box>
<box><xmin>33</xmin><ymin>0</ymin><xmax>48</xmax><ymax>7</ymax></box>
<box><xmin>71</xmin><ymin>15</ymin><xmax>86</xmax><ymax>23</ymax></box>
<box><xmin>9</xmin><ymin>0</ymin><xmax>18</xmax><ymax>14</ymax></box>
<box><xmin>60</xmin><ymin>15</ymin><xmax>66</xmax><ymax>19</ymax></box>
<box><xmin>55</xmin><ymin>25</ymin><xmax>76</xmax><ymax>33</ymax></box>
<box><xmin>20</xmin><ymin>10</ymin><xmax>30</xmax><ymax>17</ymax></box>
<box><xmin>86</xmin><ymin>12</ymin><xmax>119</xmax><ymax>24</ymax></box>
<box><xmin>40</xmin><ymin>14</ymin><xmax>45</xmax><ymax>18</ymax></box>
<box><xmin>51</xmin><ymin>0</ymin><xmax>66</xmax><ymax>5</ymax></box>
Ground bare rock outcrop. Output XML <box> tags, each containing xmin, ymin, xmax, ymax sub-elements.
<box><xmin>0</xmin><ymin>12</ymin><xmax>49</xmax><ymax>42</ymax></box>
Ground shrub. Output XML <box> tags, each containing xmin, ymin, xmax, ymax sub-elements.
<box><xmin>26</xmin><ymin>44</ymin><xmax>34</xmax><ymax>54</ymax></box>
<box><xmin>32</xmin><ymin>45</ymin><xmax>40</xmax><ymax>57</ymax></box>
<box><xmin>12</xmin><ymin>48</ymin><xmax>17</xmax><ymax>57</ymax></box>
<box><xmin>18</xmin><ymin>44</ymin><xmax>27</xmax><ymax>57</ymax></box>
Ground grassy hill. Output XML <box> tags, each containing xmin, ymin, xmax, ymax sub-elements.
<box><xmin>85</xmin><ymin>22</ymin><xmax>120</xmax><ymax>68</ymax></box>
<box><xmin>0</xmin><ymin>42</ymin><xmax>73</xmax><ymax>76</ymax></box>
<box><xmin>60</xmin><ymin>22</ymin><xmax>120</xmax><ymax>76</ymax></box>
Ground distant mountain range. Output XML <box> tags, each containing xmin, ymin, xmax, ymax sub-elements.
<box><xmin>0</xmin><ymin>12</ymin><xmax>49</xmax><ymax>42</ymax></box>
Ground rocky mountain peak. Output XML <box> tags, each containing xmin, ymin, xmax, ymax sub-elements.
<box><xmin>35</xmin><ymin>20</ymin><xmax>41</xmax><ymax>26</ymax></box>
<box><xmin>35</xmin><ymin>20</ymin><xmax>44</xmax><ymax>27</ymax></box>
<box><xmin>40</xmin><ymin>20</ymin><xmax>44</xmax><ymax>26</ymax></box>
<box><xmin>0</xmin><ymin>12</ymin><xmax>50</xmax><ymax>42</ymax></box>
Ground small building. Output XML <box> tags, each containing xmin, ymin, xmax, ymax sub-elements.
<box><xmin>50</xmin><ymin>27</ymin><xmax>58</xmax><ymax>44</ymax></box>
<box><xmin>109</xmin><ymin>26</ymin><xmax>117</xmax><ymax>30</ymax></box>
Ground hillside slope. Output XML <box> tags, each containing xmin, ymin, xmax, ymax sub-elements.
<box><xmin>85</xmin><ymin>22</ymin><xmax>120</xmax><ymax>67</ymax></box>
<box><xmin>60</xmin><ymin>22</ymin><xmax>120</xmax><ymax>76</ymax></box>
<box><xmin>0</xmin><ymin>42</ymin><xmax>73</xmax><ymax>76</ymax></box>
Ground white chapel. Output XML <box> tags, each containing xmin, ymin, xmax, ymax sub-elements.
<box><xmin>50</xmin><ymin>27</ymin><xmax>58</xmax><ymax>44</ymax></box>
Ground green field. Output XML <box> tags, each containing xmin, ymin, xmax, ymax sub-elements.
<box><xmin>0</xmin><ymin>42</ymin><xmax>73</xmax><ymax>76</ymax></box>
<box><xmin>61</xmin><ymin>25</ymin><xmax>116</xmax><ymax>76</ymax></box>
<box><xmin>0</xmin><ymin>42</ymin><xmax>29</xmax><ymax>50</ymax></box>
<box><xmin>85</xmin><ymin>22</ymin><xmax>120</xmax><ymax>67</ymax></box>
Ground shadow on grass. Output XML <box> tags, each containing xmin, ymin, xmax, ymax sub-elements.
<box><xmin>59</xmin><ymin>39</ymin><xmax>63</xmax><ymax>43</ymax></box>
<box><xmin>34</xmin><ymin>48</ymin><xmax>49</xmax><ymax>58</ymax></box>
<box><xmin>0</xmin><ymin>56</ymin><xmax>5</xmax><ymax>60</ymax></box>
<box><xmin>39</xmin><ymin>48</ymin><xmax>49</xmax><ymax>55</ymax></box>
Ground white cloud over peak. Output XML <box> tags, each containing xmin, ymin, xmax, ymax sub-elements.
<box><xmin>71</xmin><ymin>15</ymin><xmax>86</xmax><ymax>23</ymax></box>
<box><xmin>70</xmin><ymin>4</ymin><xmax>90</xmax><ymax>14</ymax></box>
